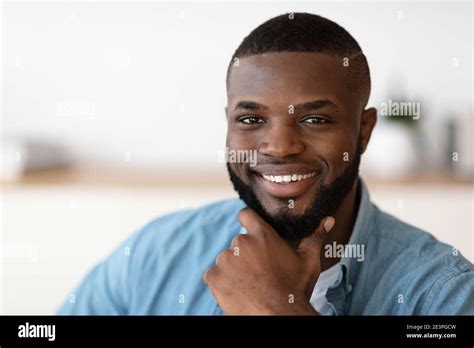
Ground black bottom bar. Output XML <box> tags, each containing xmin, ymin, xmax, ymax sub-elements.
<box><xmin>0</xmin><ymin>315</ymin><xmax>473</xmax><ymax>346</ymax></box>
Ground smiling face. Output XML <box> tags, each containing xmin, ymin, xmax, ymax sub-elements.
<box><xmin>226</xmin><ymin>52</ymin><xmax>376</xmax><ymax>241</ymax></box>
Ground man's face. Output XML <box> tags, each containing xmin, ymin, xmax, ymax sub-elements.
<box><xmin>226</xmin><ymin>52</ymin><xmax>370</xmax><ymax>241</ymax></box>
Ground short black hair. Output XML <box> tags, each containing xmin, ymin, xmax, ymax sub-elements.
<box><xmin>227</xmin><ymin>12</ymin><xmax>371</xmax><ymax>106</ymax></box>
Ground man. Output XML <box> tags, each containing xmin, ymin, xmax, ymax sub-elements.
<box><xmin>57</xmin><ymin>13</ymin><xmax>474</xmax><ymax>315</ymax></box>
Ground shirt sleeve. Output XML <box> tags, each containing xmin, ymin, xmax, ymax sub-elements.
<box><xmin>425</xmin><ymin>269</ymin><xmax>474</xmax><ymax>315</ymax></box>
<box><xmin>56</xmin><ymin>235</ymin><xmax>136</xmax><ymax>315</ymax></box>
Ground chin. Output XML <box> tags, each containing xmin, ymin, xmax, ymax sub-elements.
<box><xmin>256</xmin><ymin>190</ymin><xmax>318</xmax><ymax>216</ymax></box>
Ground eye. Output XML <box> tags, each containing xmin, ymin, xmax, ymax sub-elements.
<box><xmin>301</xmin><ymin>115</ymin><xmax>330</xmax><ymax>125</ymax></box>
<box><xmin>239</xmin><ymin>116</ymin><xmax>265</xmax><ymax>125</ymax></box>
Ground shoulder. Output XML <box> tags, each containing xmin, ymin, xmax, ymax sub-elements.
<box><xmin>131</xmin><ymin>198</ymin><xmax>245</xmax><ymax>247</ymax></box>
<box><xmin>373</xmin><ymin>207</ymin><xmax>471</xmax><ymax>273</ymax></box>
<box><xmin>57</xmin><ymin>199</ymin><xmax>245</xmax><ymax>315</ymax></box>
<box><xmin>126</xmin><ymin>198</ymin><xmax>245</xmax><ymax>272</ymax></box>
<box><xmin>367</xmin><ymin>207</ymin><xmax>474</xmax><ymax>314</ymax></box>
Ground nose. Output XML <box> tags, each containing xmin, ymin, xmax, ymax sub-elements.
<box><xmin>258</xmin><ymin>124</ymin><xmax>305</xmax><ymax>158</ymax></box>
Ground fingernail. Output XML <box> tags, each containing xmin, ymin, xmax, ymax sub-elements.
<box><xmin>323</xmin><ymin>217</ymin><xmax>335</xmax><ymax>233</ymax></box>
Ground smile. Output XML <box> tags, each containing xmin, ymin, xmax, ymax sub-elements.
<box><xmin>261</xmin><ymin>172</ymin><xmax>316</xmax><ymax>184</ymax></box>
<box><xmin>254</xmin><ymin>171</ymin><xmax>317</xmax><ymax>198</ymax></box>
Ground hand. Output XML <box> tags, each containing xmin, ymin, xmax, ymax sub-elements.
<box><xmin>203</xmin><ymin>207</ymin><xmax>335</xmax><ymax>315</ymax></box>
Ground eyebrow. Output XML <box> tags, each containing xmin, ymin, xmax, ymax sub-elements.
<box><xmin>294</xmin><ymin>100</ymin><xmax>338</xmax><ymax>112</ymax></box>
<box><xmin>234</xmin><ymin>101</ymin><xmax>268</xmax><ymax>111</ymax></box>
<box><xmin>233</xmin><ymin>99</ymin><xmax>338</xmax><ymax>112</ymax></box>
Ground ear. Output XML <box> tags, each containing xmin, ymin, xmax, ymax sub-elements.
<box><xmin>359</xmin><ymin>107</ymin><xmax>377</xmax><ymax>154</ymax></box>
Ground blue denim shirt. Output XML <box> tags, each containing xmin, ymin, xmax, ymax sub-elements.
<box><xmin>57</xmin><ymin>178</ymin><xmax>474</xmax><ymax>315</ymax></box>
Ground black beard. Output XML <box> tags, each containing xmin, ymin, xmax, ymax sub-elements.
<box><xmin>226</xmin><ymin>140</ymin><xmax>362</xmax><ymax>242</ymax></box>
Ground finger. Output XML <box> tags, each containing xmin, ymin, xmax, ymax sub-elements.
<box><xmin>230</xmin><ymin>233</ymin><xmax>250</xmax><ymax>249</ymax></box>
<box><xmin>297</xmin><ymin>216</ymin><xmax>335</xmax><ymax>266</ymax></box>
<box><xmin>215</xmin><ymin>249</ymin><xmax>233</xmax><ymax>266</ymax></box>
<box><xmin>203</xmin><ymin>266</ymin><xmax>218</xmax><ymax>285</ymax></box>
<box><xmin>237</xmin><ymin>208</ymin><xmax>274</xmax><ymax>239</ymax></box>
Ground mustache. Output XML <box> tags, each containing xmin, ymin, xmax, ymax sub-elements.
<box><xmin>253</xmin><ymin>156</ymin><xmax>317</xmax><ymax>166</ymax></box>
<box><xmin>239</xmin><ymin>157</ymin><xmax>326</xmax><ymax>172</ymax></box>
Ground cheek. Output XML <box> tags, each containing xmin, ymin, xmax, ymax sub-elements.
<box><xmin>225</xmin><ymin>133</ymin><xmax>257</xmax><ymax>180</ymax></box>
<box><xmin>226</xmin><ymin>131</ymin><xmax>258</xmax><ymax>151</ymax></box>
<box><xmin>307</xmin><ymin>134</ymin><xmax>355</xmax><ymax>179</ymax></box>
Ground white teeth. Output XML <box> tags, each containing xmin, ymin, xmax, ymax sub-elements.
<box><xmin>261</xmin><ymin>172</ymin><xmax>316</xmax><ymax>184</ymax></box>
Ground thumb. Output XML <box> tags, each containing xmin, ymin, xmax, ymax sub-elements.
<box><xmin>297</xmin><ymin>216</ymin><xmax>335</xmax><ymax>264</ymax></box>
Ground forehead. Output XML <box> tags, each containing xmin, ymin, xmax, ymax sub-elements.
<box><xmin>227</xmin><ymin>52</ymin><xmax>356</xmax><ymax>109</ymax></box>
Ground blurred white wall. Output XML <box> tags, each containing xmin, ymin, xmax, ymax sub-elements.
<box><xmin>2</xmin><ymin>1</ymin><xmax>472</xmax><ymax>168</ymax></box>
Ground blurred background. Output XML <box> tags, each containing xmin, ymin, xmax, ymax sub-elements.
<box><xmin>0</xmin><ymin>1</ymin><xmax>472</xmax><ymax>314</ymax></box>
